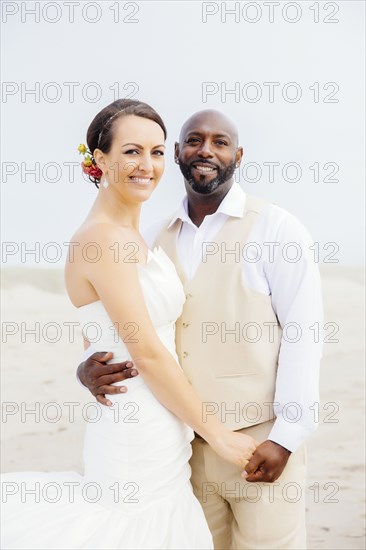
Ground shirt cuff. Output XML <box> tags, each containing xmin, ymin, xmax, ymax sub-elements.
<box><xmin>268</xmin><ymin>416</ymin><xmax>317</xmax><ymax>453</ymax></box>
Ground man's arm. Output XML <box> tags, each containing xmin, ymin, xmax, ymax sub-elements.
<box><xmin>244</xmin><ymin>209</ymin><xmax>323</xmax><ymax>482</ymax></box>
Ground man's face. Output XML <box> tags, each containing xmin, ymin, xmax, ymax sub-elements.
<box><xmin>175</xmin><ymin>112</ymin><xmax>242</xmax><ymax>195</ymax></box>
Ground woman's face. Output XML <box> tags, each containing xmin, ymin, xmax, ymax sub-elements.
<box><xmin>97</xmin><ymin>114</ymin><xmax>165</xmax><ymax>203</ymax></box>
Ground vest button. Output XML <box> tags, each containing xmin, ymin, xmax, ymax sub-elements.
<box><xmin>182</xmin><ymin>351</ymin><xmax>189</xmax><ymax>358</ymax></box>
<box><xmin>182</xmin><ymin>322</ymin><xmax>190</xmax><ymax>328</ymax></box>
<box><xmin>185</xmin><ymin>293</ymin><xmax>193</xmax><ymax>299</ymax></box>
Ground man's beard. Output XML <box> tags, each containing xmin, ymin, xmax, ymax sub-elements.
<box><xmin>178</xmin><ymin>160</ymin><xmax>236</xmax><ymax>195</ymax></box>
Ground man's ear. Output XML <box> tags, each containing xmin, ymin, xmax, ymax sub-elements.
<box><xmin>174</xmin><ymin>142</ymin><xmax>180</xmax><ymax>163</ymax></box>
<box><xmin>236</xmin><ymin>146</ymin><xmax>243</xmax><ymax>166</ymax></box>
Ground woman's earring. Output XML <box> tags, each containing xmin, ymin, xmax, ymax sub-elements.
<box><xmin>175</xmin><ymin>158</ymin><xmax>179</xmax><ymax>164</ymax></box>
<box><xmin>102</xmin><ymin>179</ymin><xmax>109</xmax><ymax>189</ymax></box>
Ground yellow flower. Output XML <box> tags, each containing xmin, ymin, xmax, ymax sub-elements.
<box><xmin>83</xmin><ymin>155</ymin><xmax>93</xmax><ymax>167</ymax></box>
<box><xmin>77</xmin><ymin>144</ymin><xmax>87</xmax><ymax>155</ymax></box>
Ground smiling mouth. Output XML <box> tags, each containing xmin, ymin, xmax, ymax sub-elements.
<box><xmin>129</xmin><ymin>176</ymin><xmax>153</xmax><ymax>185</ymax></box>
<box><xmin>191</xmin><ymin>163</ymin><xmax>217</xmax><ymax>175</ymax></box>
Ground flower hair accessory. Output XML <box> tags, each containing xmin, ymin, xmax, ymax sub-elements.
<box><xmin>77</xmin><ymin>144</ymin><xmax>103</xmax><ymax>180</ymax></box>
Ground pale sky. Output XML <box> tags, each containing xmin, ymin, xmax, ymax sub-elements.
<box><xmin>1</xmin><ymin>0</ymin><xmax>365</xmax><ymax>266</ymax></box>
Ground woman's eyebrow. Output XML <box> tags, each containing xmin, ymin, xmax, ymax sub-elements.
<box><xmin>121</xmin><ymin>142</ymin><xmax>143</xmax><ymax>148</ymax></box>
<box><xmin>121</xmin><ymin>143</ymin><xmax>166</xmax><ymax>148</ymax></box>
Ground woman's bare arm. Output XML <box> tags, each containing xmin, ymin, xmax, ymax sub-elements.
<box><xmin>72</xmin><ymin>224</ymin><xmax>256</xmax><ymax>467</ymax></box>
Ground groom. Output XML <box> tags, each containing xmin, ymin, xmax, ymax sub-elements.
<box><xmin>77</xmin><ymin>109</ymin><xmax>323</xmax><ymax>549</ymax></box>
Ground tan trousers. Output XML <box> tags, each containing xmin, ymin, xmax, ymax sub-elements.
<box><xmin>190</xmin><ymin>421</ymin><xmax>307</xmax><ymax>550</ymax></box>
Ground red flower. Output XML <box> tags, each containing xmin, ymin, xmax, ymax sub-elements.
<box><xmin>81</xmin><ymin>161</ymin><xmax>103</xmax><ymax>180</ymax></box>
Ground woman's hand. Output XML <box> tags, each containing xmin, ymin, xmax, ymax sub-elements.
<box><xmin>209</xmin><ymin>430</ymin><xmax>258</xmax><ymax>470</ymax></box>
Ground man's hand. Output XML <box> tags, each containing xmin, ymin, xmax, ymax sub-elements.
<box><xmin>242</xmin><ymin>440</ymin><xmax>291</xmax><ymax>483</ymax></box>
<box><xmin>77</xmin><ymin>352</ymin><xmax>138</xmax><ymax>406</ymax></box>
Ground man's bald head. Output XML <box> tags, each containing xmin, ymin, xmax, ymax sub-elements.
<box><xmin>179</xmin><ymin>109</ymin><xmax>239</xmax><ymax>147</ymax></box>
<box><xmin>175</xmin><ymin>109</ymin><xmax>243</xmax><ymax>198</ymax></box>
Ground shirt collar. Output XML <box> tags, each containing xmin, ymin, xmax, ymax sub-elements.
<box><xmin>167</xmin><ymin>181</ymin><xmax>247</xmax><ymax>228</ymax></box>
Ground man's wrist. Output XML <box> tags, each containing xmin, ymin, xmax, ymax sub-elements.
<box><xmin>77</xmin><ymin>362</ymin><xmax>86</xmax><ymax>387</ymax></box>
<box><xmin>267</xmin><ymin>439</ymin><xmax>292</xmax><ymax>455</ymax></box>
<box><xmin>268</xmin><ymin>416</ymin><xmax>313</xmax><ymax>452</ymax></box>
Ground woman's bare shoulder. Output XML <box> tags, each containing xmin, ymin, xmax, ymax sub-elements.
<box><xmin>69</xmin><ymin>222</ymin><xmax>138</xmax><ymax>246</ymax></box>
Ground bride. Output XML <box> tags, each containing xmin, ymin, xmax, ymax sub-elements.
<box><xmin>1</xmin><ymin>99</ymin><xmax>257</xmax><ymax>550</ymax></box>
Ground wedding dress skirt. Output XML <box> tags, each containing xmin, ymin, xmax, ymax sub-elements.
<box><xmin>1</xmin><ymin>247</ymin><xmax>213</xmax><ymax>549</ymax></box>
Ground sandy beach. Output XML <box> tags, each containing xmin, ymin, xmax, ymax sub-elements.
<box><xmin>1</xmin><ymin>265</ymin><xmax>365</xmax><ymax>549</ymax></box>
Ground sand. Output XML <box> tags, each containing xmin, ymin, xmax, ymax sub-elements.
<box><xmin>1</xmin><ymin>265</ymin><xmax>365</xmax><ymax>549</ymax></box>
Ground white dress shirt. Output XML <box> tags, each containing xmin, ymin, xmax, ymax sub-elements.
<box><xmin>81</xmin><ymin>182</ymin><xmax>323</xmax><ymax>452</ymax></box>
<box><xmin>144</xmin><ymin>182</ymin><xmax>323</xmax><ymax>452</ymax></box>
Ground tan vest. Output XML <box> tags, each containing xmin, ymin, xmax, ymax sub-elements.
<box><xmin>154</xmin><ymin>195</ymin><xmax>282</xmax><ymax>430</ymax></box>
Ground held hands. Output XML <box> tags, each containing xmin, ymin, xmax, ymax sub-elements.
<box><xmin>77</xmin><ymin>352</ymin><xmax>138</xmax><ymax>406</ymax></box>
<box><xmin>242</xmin><ymin>440</ymin><xmax>291</xmax><ymax>483</ymax></box>
<box><xmin>210</xmin><ymin>430</ymin><xmax>258</xmax><ymax>470</ymax></box>
<box><xmin>78</xmin><ymin>356</ymin><xmax>291</xmax><ymax>482</ymax></box>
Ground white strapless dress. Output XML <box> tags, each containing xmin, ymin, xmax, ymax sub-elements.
<box><xmin>1</xmin><ymin>247</ymin><xmax>213</xmax><ymax>550</ymax></box>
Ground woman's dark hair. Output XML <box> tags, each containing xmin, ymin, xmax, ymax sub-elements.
<box><xmin>86</xmin><ymin>99</ymin><xmax>167</xmax><ymax>188</ymax></box>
